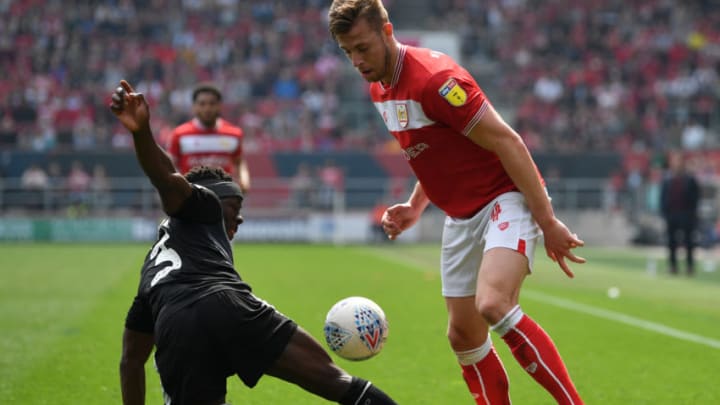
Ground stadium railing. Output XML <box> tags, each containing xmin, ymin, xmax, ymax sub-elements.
<box><xmin>0</xmin><ymin>177</ymin><xmax>617</xmax><ymax>215</ymax></box>
<box><xmin>0</xmin><ymin>176</ymin><xmax>642</xmax><ymax>245</ymax></box>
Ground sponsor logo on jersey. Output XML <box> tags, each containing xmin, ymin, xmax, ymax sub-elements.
<box><xmin>402</xmin><ymin>142</ymin><xmax>429</xmax><ymax>160</ymax></box>
<box><xmin>187</xmin><ymin>155</ymin><xmax>232</xmax><ymax>168</ymax></box>
<box><xmin>438</xmin><ymin>78</ymin><xmax>467</xmax><ymax>107</ymax></box>
<box><xmin>179</xmin><ymin>134</ymin><xmax>239</xmax><ymax>153</ymax></box>
<box><xmin>396</xmin><ymin>103</ymin><xmax>408</xmax><ymax>128</ymax></box>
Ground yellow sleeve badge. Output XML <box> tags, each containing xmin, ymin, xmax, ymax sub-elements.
<box><xmin>438</xmin><ymin>78</ymin><xmax>467</xmax><ymax>107</ymax></box>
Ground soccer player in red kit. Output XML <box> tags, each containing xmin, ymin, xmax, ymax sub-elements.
<box><xmin>166</xmin><ymin>83</ymin><xmax>250</xmax><ymax>193</ymax></box>
<box><xmin>329</xmin><ymin>1</ymin><xmax>586</xmax><ymax>404</ymax></box>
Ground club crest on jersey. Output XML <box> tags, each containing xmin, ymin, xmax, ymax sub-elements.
<box><xmin>395</xmin><ymin>103</ymin><xmax>408</xmax><ymax>128</ymax></box>
<box><xmin>438</xmin><ymin>78</ymin><xmax>467</xmax><ymax>107</ymax></box>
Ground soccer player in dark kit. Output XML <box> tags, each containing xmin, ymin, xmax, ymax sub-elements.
<box><xmin>111</xmin><ymin>80</ymin><xmax>398</xmax><ymax>405</ymax></box>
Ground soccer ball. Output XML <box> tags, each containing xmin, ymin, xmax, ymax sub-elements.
<box><xmin>323</xmin><ymin>296</ymin><xmax>389</xmax><ymax>361</ymax></box>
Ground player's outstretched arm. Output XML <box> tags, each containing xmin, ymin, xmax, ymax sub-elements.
<box><xmin>110</xmin><ymin>80</ymin><xmax>191</xmax><ymax>214</ymax></box>
<box><xmin>467</xmin><ymin>103</ymin><xmax>585</xmax><ymax>276</ymax></box>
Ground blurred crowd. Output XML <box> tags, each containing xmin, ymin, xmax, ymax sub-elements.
<box><xmin>433</xmin><ymin>0</ymin><xmax>719</xmax><ymax>154</ymax></box>
<box><xmin>0</xmin><ymin>0</ymin><xmax>718</xmax><ymax>156</ymax></box>
<box><xmin>0</xmin><ymin>0</ymin><xmax>350</xmax><ymax>153</ymax></box>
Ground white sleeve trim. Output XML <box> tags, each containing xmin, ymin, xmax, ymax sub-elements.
<box><xmin>462</xmin><ymin>99</ymin><xmax>489</xmax><ymax>136</ymax></box>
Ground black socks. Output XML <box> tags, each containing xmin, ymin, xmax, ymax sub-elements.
<box><xmin>338</xmin><ymin>377</ymin><xmax>398</xmax><ymax>405</ymax></box>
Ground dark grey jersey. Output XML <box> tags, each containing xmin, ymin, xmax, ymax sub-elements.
<box><xmin>126</xmin><ymin>185</ymin><xmax>250</xmax><ymax>332</ymax></box>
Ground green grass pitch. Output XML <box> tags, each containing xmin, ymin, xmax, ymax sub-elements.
<box><xmin>1</xmin><ymin>242</ymin><xmax>719</xmax><ymax>404</ymax></box>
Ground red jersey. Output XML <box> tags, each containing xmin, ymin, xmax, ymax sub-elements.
<box><xmin>166</xmin><ymin>118</ymin><xmax>244</xmax><ymax>177</ymax></box>
<box><xmin>370</xmin><ymin>45</ymin><xmax>535</xmax><ymax>218</ymax></box>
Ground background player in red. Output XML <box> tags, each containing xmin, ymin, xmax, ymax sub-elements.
<box><xmin>329</xmin><ymin>1</ymin><xmax>585</xmax><ymax>404</ymax></box>
<box><xmin>166</xmin><ymin>83</ymin><xmax>251</xmax><ymax>193</ymax></box>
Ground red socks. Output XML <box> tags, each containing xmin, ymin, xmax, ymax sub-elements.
<box><xmin>498</xmin><ymin>311</ymin><xmax>583</xmax><ymax>405</ymax></box>
<box><xmin>457</xmin><ymin>307</ymin><xmax>582</xmax><ymax>404</ymax></box>
<box><xmin>459</xmin><ymin>345</ymin><xmax>510</xmax><ymax>405</ymax></box>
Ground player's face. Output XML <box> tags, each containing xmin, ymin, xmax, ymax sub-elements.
<box><xmin>335</xmin><ymin>18</ymin><xmax>393</xmax><ymax>84</ymax></box>
<box><xmin>192</xmin><ymin>92</ymin><xmax>221</xmax><ymax>128</ymax></box>
<box><xmin>221</xmin><ymin>196</ymin><xmax>243</xmax><ymax>240</ymax></box>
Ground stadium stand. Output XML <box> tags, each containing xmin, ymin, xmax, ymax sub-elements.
<box><xmin>0</xmin><ymin>0</ymin><xmax>718</xmax><ymax>239</ymax></box>
<box><xmin>1</xmin><ymin>0</ymin><xmax>716</xmax><ymax>155</ymax></box>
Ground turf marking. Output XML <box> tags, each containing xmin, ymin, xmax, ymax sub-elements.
<box><xmin>363</xmin><ymin>246</ymin><xmax>720</xmax><ymax>350</ymax></box>
<box><xmin>523</xmin><ymin>290</ymin><xmax>720</xmax><ymax>350</ymax></box>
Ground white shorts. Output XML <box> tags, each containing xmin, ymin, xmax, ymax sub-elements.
<box><xmin>440</xmin><ymin>192</ymin><xmax>542</xmax><ymax>297</ymax></box>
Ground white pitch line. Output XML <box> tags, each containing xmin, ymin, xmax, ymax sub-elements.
<box><xmin>364</xmin><ymin>247</ymin><xmax>720</xmax><ymax>350</ymax></box>
<box><xmin>523</xmin><ymin>290</ymin><xmax>720</xmax><ymax>350</ymax></box>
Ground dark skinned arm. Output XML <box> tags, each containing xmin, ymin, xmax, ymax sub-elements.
<box><xmin>110</xmin><ymin>80</ymin><xmax>191</xmax><ymax>215</ymax></box>
<box><xmin>119</xmin><ymin>328</ymin><xmax>154</xmax><ymax>405</ymax></box>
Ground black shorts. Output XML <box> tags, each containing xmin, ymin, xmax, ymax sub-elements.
<box><xmin>154</xmin><ymin>289</ymin><xmax>298</xmax><ymax>405</ymax></box>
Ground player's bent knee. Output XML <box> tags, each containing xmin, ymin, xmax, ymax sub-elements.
<box><xmin>447</xmin><ymin>324</ymin><xmax>486</xmax><ymax>349</ymax></box>
<box><xmin>475</xmin><ymin>297</ymin><xmax>513</xmax><ymax>324</ymax></box>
